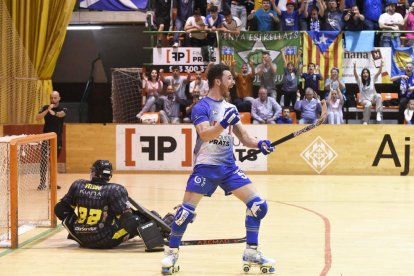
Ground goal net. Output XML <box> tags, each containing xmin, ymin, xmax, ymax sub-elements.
<box><xmin>0</xmin><ymin>133</ymin><xmax>57</xmax><ymax>248</ymax></box>
<box><xmin>0</xmin><ymin>1</ymin><xmax>39</xmax><ymax>124</ymax></box>
<box><xmin>111</xmin><ymin>68</ymin><xmax>142</xmax><ymax>123</ymax></box>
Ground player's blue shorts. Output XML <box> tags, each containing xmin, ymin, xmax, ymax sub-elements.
<box><xmin>186</xmin><ymin>164</ymin><xmax>252</xmax><ymax>196</ymax></box>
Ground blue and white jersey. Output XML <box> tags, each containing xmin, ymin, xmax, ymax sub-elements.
<box><xmin>191</xmin><ymin>96</ymin><xmax>238</xmax><ymax>166</ymax></box>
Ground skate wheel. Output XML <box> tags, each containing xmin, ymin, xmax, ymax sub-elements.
<box><xmin>174</xmin><ymin>265</ymin><xmax>180</xmax><ymax>273</ymax></box>
<box><xmin>161</xmin><ymin>267</ymin><xmax>172</xmax><ymax>275</ymax></box>
<box><xmin>260</xmin><ymin>267</ymin><xmax>268</xmax><ymax>274</ymax></box>
<box><xmin>243</xmin><ymin>264</ymin><xmax>250</xmax><ymax>273</ymax></box>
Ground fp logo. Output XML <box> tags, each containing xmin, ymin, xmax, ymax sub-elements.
<box><xmin>167</xmin><ymin>49</ymin><xmax>190</xmax><ymax>63</ymax></box>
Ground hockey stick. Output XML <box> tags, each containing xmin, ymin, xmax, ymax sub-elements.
<box><xmin>240</xmin><ymin>100</ymin><xmax>327</xmax><ymax>162</ymax></box>
<box><xmin>128</xmin><ymin>197</ymin><xmax>246</xmax><ymax>246</ymax></box>
<box><xmin>177</xmin><ymin>236</ymin><xmax>246</xmax><ymax>246</ymax></box>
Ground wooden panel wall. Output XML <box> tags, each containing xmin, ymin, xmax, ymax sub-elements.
<box><xmin>65</xmin><ymin>124</ymin><xmax>116</xmax><ymax>173</ymax></box>
<box><xmin>2</xmin><ymin>124</ymin><xmax>413</xmax><ymax>175</ymax></box>
<box><xmin>267</xmin><ymin>125</ymin><xmax>413</xmax><ymax>175</ymax></box>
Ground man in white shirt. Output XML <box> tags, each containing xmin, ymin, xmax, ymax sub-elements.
<box><xmin>378</xmin><ymin>1</ymin><xmax>404</xmax><ymax>47</ymax></box>
<box><xmin>189</xmin><ymin>71</ymin><xmax>209</xmax><ymax>97</ymax></box>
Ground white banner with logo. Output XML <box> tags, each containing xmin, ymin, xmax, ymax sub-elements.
<box><xmin>116</xmin><ymin>125</ymin><xmax>268</xmax><ymax>171</ymax></box>
<box><xmin>152</xmin><ymin>47</ymin><xmax>220</xmax><ymax>65</ymax></box>
<box><xmin>342</xmin><ymin>47</ymin><xmax>392</xmax><ymax>84</ymax></box>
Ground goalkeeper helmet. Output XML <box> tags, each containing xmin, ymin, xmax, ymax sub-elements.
<box><xmin>91</xmin><ymin>160</ymin><xmax>112</xmax><ymax>182</ymax></box>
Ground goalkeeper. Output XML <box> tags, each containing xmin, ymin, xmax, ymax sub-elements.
<box><xmin>54</xmin><ymin>160</ymin><xmax>173</xmax><ymax>250</ymax></box>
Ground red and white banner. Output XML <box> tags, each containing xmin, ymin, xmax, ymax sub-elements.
<box><xmin>152</xmin><ymin>47</ymin><xmax>220</xmax><ymax>65</ymax></box>
<box><xmin>116</xmin><ymin>125</ymin><xmax>268</xmax><ymax>171</ymax></box>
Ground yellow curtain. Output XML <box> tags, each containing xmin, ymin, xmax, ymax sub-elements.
<box><xmin>3</xmin><ymin>0</ymin><xmax>76</xmax><ymax>123</ymax></box>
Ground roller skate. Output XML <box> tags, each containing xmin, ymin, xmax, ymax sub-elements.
<box><xmin>242</xmin><ymin>246</ymin><xmax>275</xmax><ymax>274</ymax></box>
<box><xmin>161</xmin><ymin>247</ymin><xmax>180</xmax><ymax>275</ymax></box>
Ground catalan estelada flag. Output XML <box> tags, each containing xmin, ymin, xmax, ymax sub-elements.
<box><xmin>303</xmin><ymin>31</ymin><xmax>343</xmax><ymax>81</ymax></box>
<box><xmin>284</xmin><ymin>46</ymin><xmax>298</xmax><ymax>67</ymax></box>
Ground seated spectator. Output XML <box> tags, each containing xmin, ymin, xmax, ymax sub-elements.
<box><xmin>221</xmin><ymin>9</ymin><xmax>242</xmax><ymax>36</ymax></box>
<box><xmin>251</xmin><ymin>86</ymin><xmax>282</xmax><ymax>124</ymax></box>
<box><xmin>404</xmin><ymin>99</ymin><xmax>414</xmax><ymax>124</ymax></box>
<box><xmin>230</xmin><ymin>60</ymin><xmax>255</xmax><ymax>112</ymax></box>
<box><xmin>160</xmin><ymin>66</ymin><xmax>192</xmax><ymax>121</ymax></box>
<box><xmin>173</xmin><ymin>0</ymin><xmax>195</xmax><ymax>47</ymax></box>
<box><xmin>189</xmin><ymin>71</ymin><xmax>209</xmax><ymax>97</ymax></box>
<box><xmin>353</xmin><ymin>61</ymin><xmax>383</xmax><ymax>125</ymax></box>
<box><xmin>344</xmin><ymin>5</ymin><xmax>365</xmax><ymax>31</ymax></box>
<box><xmin>247</xmin><ymin>0</ymin><xmax>279</xmax><ymax>31</ymax></box>
<box><xmin>304</xmin><ymin>0</ymin><xmax>325</xmax><ymax>31</ymax></box>
<box><xmin>281</xmin><ymin>47</ymin><xmax>300</xmax><ymax>109</ymax></box>
<box><xmin>273</xmin><ymin>0</ymin><xmax>305</xmax><ymax>31</ymax></box>
<box><xmin>154</xmin><ymin>0</ymin><xmax>172</xmax><ymax>47</ymax></box>
<box><xmin>276</xmin><ymin>106</ymin><xmax>293</xmax><ymax>124</ymax></box>
<box><xmin>379</xmin><ymin>0</ymin><xmax>404</xmax><ymax>47</ymax></box>
<box><xmin>294</xmin><ymin>87</ymin><xmax>322</xmax><ymax>124</ymax></box>
<box><xmin>205</xmin><ymin>5</ymin><xmax>224</xmax><ymax>47</ymax></box>
<box><xmin>136</xmin><ymin>69</ymin><xmax>163</xmax><ymax>121</ymax></box>
<box><xmin>159</xmin><ymin>85</ymin><xmax>181</xmax><ymax>124</ymax></box>
<box><xmin>322</xmin><ymin>0</ymin><xmax>345</xmax><ymax>31</ymax></box>
<box><xmin>257</xmin><ymin>51</ymin><xmax>277</xmax><ymax>99</ymax></box>
<box><xmin>184</xmin><ymin>9</ymin><xmax>208</xmax><ymax>47</ymax></box>
<box><xmin>323</xmin><ymin>67</ymin><xmax>346</xmax><ymax>101</ymax></box>
<box><xmin>301</xmin><ymin>63</ymin><xmax>323</xmax><ymax>98</ymax></box>
<box><xmin>183</xmin><ymin>92</ymin><xmax>201</xmax><ymax>123</ymax></box>
<box><xmin>326</xmin><ymin>87</ymin><xmax>344</xmax><ymax>124</ymax></box>
<box><xmin>404</xmin><ymin>3</ymin><xmax>414</xmax><ymax>46</ymax></box>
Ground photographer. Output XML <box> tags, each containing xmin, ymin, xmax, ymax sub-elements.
<box><xmin>344</xmin><ymin>5</ymin><xmax>365</xmax><ymax>31</ymax></box>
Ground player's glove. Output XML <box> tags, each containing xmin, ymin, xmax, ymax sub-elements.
<box><xmin>220</xmin><ymin>107</ymin><xmax>240</xmax><ymax>129</ymax></box>
<box><xmin>258</xmin><ymin>140</ymin><xmax>274</xmax><ymax>155</ymax></box>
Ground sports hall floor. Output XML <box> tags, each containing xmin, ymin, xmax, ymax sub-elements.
<box><xmin>0</xmin><ymin>173</ymin><xmax>413</xmax><ymax>275</ymax></box>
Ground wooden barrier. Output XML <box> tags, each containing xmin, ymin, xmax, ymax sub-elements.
<box><xmin>2</xmin><ymin>124</ymin><xmax>413</xmax><ymax>175</ymax></box>
<box><xmin>65</xmin><ymin>124</ymin><xmax>116</xmax><ymax>173</ymax></box>
<box><xmin>266</xmin><ymin>124</ymin><xmax>413</xmax><ymax>176</ymax></box>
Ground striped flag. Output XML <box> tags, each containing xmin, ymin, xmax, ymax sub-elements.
<box><xmin>303</xmin><ymin>31</ymin><xmax>343</xmax><ymax>81</ymax></box>
<box><xmin>80</xmin><ymin>0</ymin><xmax>148</xmax><ymax>10</ymax></box>
<box><xmin>221</xmin><ymin>47</ymin><xmax>235</xmax><ymax>66</ymax></box>
<box><xmin>284</xmin><ymin>46</ymin><xmax>298</xmax><ymax>67</ymax></box>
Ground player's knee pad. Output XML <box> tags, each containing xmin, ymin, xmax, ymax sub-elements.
<box><xmin>246</xmin><ymin>197</ymin><xmax>268</xmax><ymax>220</ymax></box>
<box><xmin>120</xmin><ymin>212</ymin><xmax>141</xmax><ymax>237</ymax></box>
<box><xmin>173</xmin><ymin>204</ymin><xmax>196</xmax><ymax>230</ymax></box>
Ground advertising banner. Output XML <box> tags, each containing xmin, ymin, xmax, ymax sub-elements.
<box><xmin>116</xmin><ymin>125</ymin><xmax>268</xmax><ymax>171</ymax></box>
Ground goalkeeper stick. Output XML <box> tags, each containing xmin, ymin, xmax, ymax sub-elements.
<box><xmin>240</xmin><ymin>100</ymin><xmax>327</xmax><ymax>162</ymax></box>
<box><xmin>178</xmin><ymin>236</ymin><xmax>246</xmax><ymax>246</ymax></box>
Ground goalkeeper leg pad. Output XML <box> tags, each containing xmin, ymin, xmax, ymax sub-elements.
<box><xmin>137</xmin><ymin>220</ymin><xmax>165</xmax><ymax>251</ymax></box>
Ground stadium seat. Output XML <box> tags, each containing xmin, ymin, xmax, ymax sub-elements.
<box><xmin>240</xmin><ymin>112</ymin><xmax>251</xmax><ymax>124</ymax></box>
<box><xmin>290</xmin><ymin>111</ymin><xmax>297</xmax><ymax>124</ymax></box>
<box><xmin>356</xmin><ymin>93</ymin><xmax>399</xmax><ymax>110</ymax></box>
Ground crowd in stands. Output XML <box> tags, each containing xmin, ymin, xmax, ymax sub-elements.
<box><xmin>136</xmin><ymin>58</ymin><xmax>414</xmax><ymax>125</ymax></box>
<box><xmin>152</xmin><ymin>0</ymin><xmax>414</xmax><ymax>47</ymax></box>
<box><xmin>142</xmin><ymin>0</ymin><xmax>414</xmax><ymax>125</ymax></box>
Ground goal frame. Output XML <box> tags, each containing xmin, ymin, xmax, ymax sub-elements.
<box><xmin>8</xmin><ymin>133</ymin><xmax>58</xmax><ymax>248</ymax></box>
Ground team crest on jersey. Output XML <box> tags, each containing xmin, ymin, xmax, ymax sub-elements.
<box><xmin>194</xmin><ymin>176</ymin><xmax>206</xmax><ymax>187</ymax></box>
